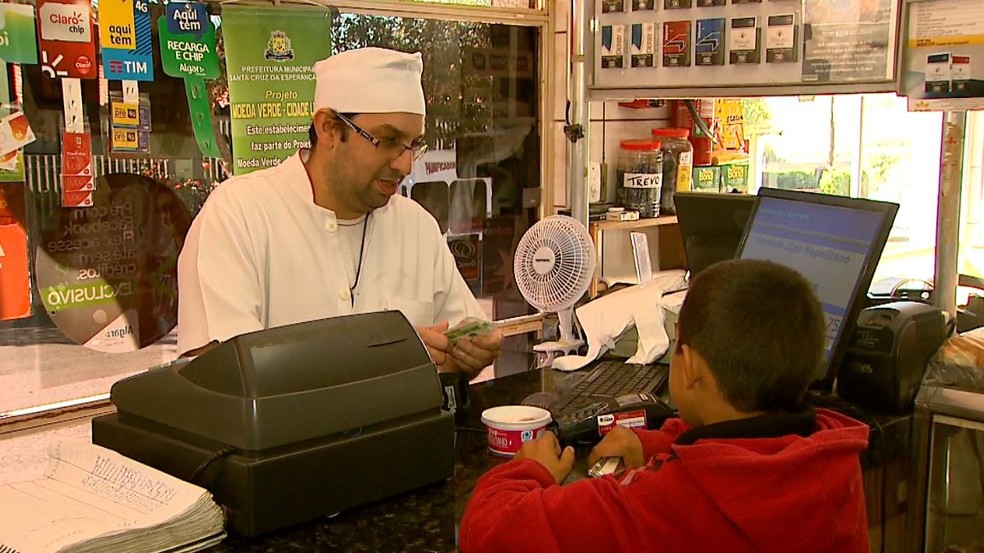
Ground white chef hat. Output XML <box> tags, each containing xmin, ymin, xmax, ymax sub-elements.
<box><xmin>313</xmin><ymin>47</ymin><xmax>426</xmax><ymax>116</ymax></box>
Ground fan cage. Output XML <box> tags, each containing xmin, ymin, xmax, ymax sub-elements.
<box><xmin>514</xmin><ymin>216</ymin><xmax>596</xmax><ymax>312</ymax></box>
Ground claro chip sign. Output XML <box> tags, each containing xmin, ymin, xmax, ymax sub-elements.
<box><xmin>37</xmin><ymin>0</ymin><xmax>97</xmax><ymax>79</ymax></box>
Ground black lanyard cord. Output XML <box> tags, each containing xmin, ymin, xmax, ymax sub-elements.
<box><xmin>350</xmin><ymin>212</ymin><xmax>370</xmax><ymax>307</ymax></box>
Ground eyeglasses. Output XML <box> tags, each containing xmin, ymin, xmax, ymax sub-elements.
<box><xmin>335</xmin><ymin>112</ymin><xmax>428</xmax><ymax>161</ymax></box>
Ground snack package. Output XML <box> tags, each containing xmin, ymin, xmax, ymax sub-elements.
<box><xmin>924</xmin><ymin>326</ymin><xmax>984</xmax><ymax>392</ymax></box>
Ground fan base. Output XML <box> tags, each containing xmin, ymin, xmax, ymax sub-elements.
<box><xmin>533</xmin><ymin>339</ymin><xmax>584</xmax><ymax>353</ymax></box>
<box><xmin>532</xmin><ymin>339</ymin><xmax>584</xmax><ymax>369</ymax></box>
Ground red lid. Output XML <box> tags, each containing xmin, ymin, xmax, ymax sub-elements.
<box><xmin>619</xmin><ymin>138</ymin><xmax>661</xmax><ymax>151</ymax></box>
<box><xmin>652</xmin><ymin>127</ymin><xmax>690</xmax><ymax>139</ymax></box>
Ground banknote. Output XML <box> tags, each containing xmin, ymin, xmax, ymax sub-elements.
<box><xmin>445</xmin><ymin>317</ymin><xmax>495</xmax><ymax>345</ymax></box>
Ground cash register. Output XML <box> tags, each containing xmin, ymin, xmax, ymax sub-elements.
<box><xmin>92</xmin><ymin>311</ymin><xmax>454</xmax><ymax>537</ymax></box>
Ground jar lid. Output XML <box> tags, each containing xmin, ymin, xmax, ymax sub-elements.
<box><xmin>619</xmin><ymin>138</ymin><xmax>661</xmax><ymax>151</ymax></box>
<box><xmin>652</xmin><ymin>127</ymin><xmax>690</xmax><ymax>139</ymax></box>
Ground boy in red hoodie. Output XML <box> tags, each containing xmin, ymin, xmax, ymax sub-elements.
<box><xmin>459</xmin><ymin>259</ymin><xmax>870</xmax><ymax>553</ymax></box>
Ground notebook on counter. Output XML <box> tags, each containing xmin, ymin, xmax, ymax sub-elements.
<box><xmin>0</xmin><ymin>439</ymin><xmax>225</xmax><ymax>553</ymax></box>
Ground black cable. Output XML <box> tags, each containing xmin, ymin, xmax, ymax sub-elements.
<box><xmin>189</xmin><ymin>446</ymin><xmax>235</xmax><ymax>483</ymax></box>
<box><xmin>684</xmin><ymin>100</ymin><xmax>719</xmax><ymax>145</ymax></box>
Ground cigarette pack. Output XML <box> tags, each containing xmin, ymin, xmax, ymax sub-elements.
<box><xmin>696</xmin><ymin>18</ymin><xmax>726</xmax><ymax>66</ymax></box>
<box><xmin>601</xmin><ymin>0</ymin><xmax>625</xmax><ymax>13</ymax></box>
<box><xmin>925</xmin><ymin>53</ymin><xmax>951</xmax><ymax>94</ymax></box>
<box><xmin>631</xmin><ymin>22</ymin><xmax>657</xmax><ymax>68</ymax></box>
<box><xmin>766</xmin><ymin>13</ymin><xmax>797</xmax><ymax>63</ymax></box>
<box><xmin>662</xmin><ymin>20</ymin><xmax>692</xmax><ymax>67</ymax></box>
<box><xmin>664</xmin><ymin>0</ymin><xmax>692</xmax><ymax>8</ymax></box>
<box><xmin>602</xmin><ymin>25</ymin><xmax>626</xmax><ymax>69</ymax></box>
<box><xmin>729</xmin><ymin>16</ymin><xmax>760</xmax><ymax>64</ymax></box>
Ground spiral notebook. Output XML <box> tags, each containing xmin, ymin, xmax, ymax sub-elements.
<box><xmin>0</xmin><ymin>439</ymin><xmax>225</xmax><ymax>553</ymax></box>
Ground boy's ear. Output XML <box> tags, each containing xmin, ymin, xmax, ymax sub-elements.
<box><xmin>679</xmin><ymin>343</ymin><xmax>700</xmax><ymax>390</ymax></box>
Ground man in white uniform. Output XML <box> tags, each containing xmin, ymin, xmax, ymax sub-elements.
<box><xmin>177</xmin><ymin>47</ymin><xmax>502</xmax><ymax>378</ymax></box>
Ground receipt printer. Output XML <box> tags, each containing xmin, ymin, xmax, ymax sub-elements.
<box><xmin>838</xmin><ymin>301</ymin><xmax>947</xmax><ymax>414</ymax></box>
<box><xmin>92</xmin><ymin>311</ymin><xmax>454</xmax><ymax>537</ymax></box>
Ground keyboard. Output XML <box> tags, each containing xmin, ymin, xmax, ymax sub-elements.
<box><xmin>549</xmin><ymin>360</ymin><xmax>669</xmax><ymax>418</ymax></box>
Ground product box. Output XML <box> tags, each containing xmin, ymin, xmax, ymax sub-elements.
<box><xmin>729</xmin><ymin>17</ymin><xmax>760</xmax><ymax>64</ymax></box>
<box><xmin>720</xmin><ymin>162</ymin><xmax>749</xmax><ymax>193</ymax></box>
<box><xmin>696</xmin><ymin>18</ymin><xmax>725</xmax><ymax>66</ymax></box>
<box><xmin>765</xmin><ymin>13</ymin><xmax>797</xmax><ymax>63</ymax></box>
<box><xmin>602</xmin><ymin>25</ymin><xmax>626</xmax><ymax>69</ymax></box>
<box><xmin>662</xmin><ymin>20</ymin><xmax>692</xmax><ymax>67</ymax></box>
<box><xmin>631</xmin><ymin>22</ymin><xmax>657</xmax><ymax>68</ymax></box>
<box><xmin>692</xmin><ymin>165</ymin><xmax>721</xmax><ymax>192</ymax></box>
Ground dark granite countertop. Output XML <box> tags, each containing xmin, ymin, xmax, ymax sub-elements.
<box><xmin>206</xmin><ymin>366</ymin><xmax>911</xmax><ymax>552</ymax></box>
<box><xmin>206</xmin><ymin>368</ymin><xmax>582</xmax><ymax>553</ymax></box>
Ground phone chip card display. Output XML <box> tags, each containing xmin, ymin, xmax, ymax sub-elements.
<box><xmin>729</xmin><ymin>16</ymin><xmax>760</xmax><ymax>64</ymax></box>
<box><xmin>631</xmin><ymin>23</ymin><xmax>657</xmax><ymax>68</ymax></box>
<box><xmin>662</xmin><ymin>20</ymin><xmax>692</xmax><ymax>67</ymax></box>
<box><xmin>696</xmin><ymin>18</ymin><xmax>725</xmax><ymax>66</ymax></box>
<box><xmin>602</xmin><ymin>25</ymin><xmax>626</xmax><ymax>69</ymax></box>
<box><xmin>766</xmin><ymin>13</ymin><xmax>797</xmax><ymax>63</ymax></box>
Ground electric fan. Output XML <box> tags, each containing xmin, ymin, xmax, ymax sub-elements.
<box><xmin>513</xmin><ymin>215</ymin><xmax>597</xmax><ymax>368</ymax></box>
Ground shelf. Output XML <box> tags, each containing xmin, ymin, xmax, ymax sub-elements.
<box><xmin>590</xmin><ymin>215</ymin><xmax>678</xmax><ymax>232</ymax></box>
<box><xmin>588</xmin><ymin>215</ymin><xmax>684</xmax><ymax>297</ymax></box>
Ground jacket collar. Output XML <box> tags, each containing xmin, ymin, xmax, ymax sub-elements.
<box><xmin>675</xmin><ymin>404</ymin><xmax>817</xmax><ymax>446</ymax></box>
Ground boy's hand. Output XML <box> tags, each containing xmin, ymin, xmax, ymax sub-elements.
<box><xmin>588</xmin><ymin>426</ymin><xmax>645</xmax><ymax>468</ymax></box>
<box><xmin>515</xmin><ymin>431</ymin><xmax>575</xmax><ymax>485</ymax></box>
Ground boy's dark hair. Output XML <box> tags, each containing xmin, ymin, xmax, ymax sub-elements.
<box><xmin>676</xmin><ymin>259</ymin><xmax>825</xmax><ymax>412</ymax></box>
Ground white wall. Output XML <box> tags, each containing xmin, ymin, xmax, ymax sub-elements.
<box><xmin>550</xmin><ymin>0</ymin><xmax>670</xmax><ymax>211</ymax></box>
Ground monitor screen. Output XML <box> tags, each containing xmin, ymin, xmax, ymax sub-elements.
<box><xmin>736</xmin><ymin>187</ymin><xmax>898</xmax><ymax>385</ymax></box>
<box><xmin>674</xmin><ymin>192</ymin><xmax>757</xmax><ymax>278</ymax></box>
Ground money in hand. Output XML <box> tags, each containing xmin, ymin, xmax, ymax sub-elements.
<box><xmin>445</xmin><ymin>317</ymin><xmax>495</xmax><ymax>345</ymax></box>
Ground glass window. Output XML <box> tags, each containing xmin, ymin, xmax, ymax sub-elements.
<box><xmin>958</xmin><ymin>112</ymin><xmax>984</xmax><ymax>294</ymax></box>
<box><xmin>751</xmin><ymin>93</ymin><xmax>944</xmax><ymax>286</ymax></box>
<box><xmin>0</xmin><ymin>5</ymin><xmax>542</xmax><ymax>418</ymax></box>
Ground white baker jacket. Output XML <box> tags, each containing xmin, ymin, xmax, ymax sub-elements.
<box><xmin>176</xmin><ymin>151</ymin><xmax>486</xmax><ymax>356</ymax></box>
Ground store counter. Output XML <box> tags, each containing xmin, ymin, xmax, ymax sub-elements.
<box><xmin>204</xmin><ymin>365</ymin><xmax>911</xmax><ymax>553</ymax></box>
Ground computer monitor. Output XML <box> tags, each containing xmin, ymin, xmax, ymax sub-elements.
<box><xmin>736</xmin><ymin>187</ymin><xmax>898</xmax><ymax>387</ymax></box>
<box><xmin>674</xmin><ymin>192</ymin><xmax>757</xmax><ymax>278</ymax></box>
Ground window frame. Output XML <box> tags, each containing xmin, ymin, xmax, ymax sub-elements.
<box><xmin>1</xmin><ymin>0</ymin><xmax>553</xmax><ymax>432</ymax></box>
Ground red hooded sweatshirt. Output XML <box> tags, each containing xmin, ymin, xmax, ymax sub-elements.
<box><xmin>459</xmin><ymin>407</ymin><xmax>869</xmax><ymax>553</ymax></box>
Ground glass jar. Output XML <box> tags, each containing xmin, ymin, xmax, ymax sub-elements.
<box><xmin>651</xmin><ymin>127</ymin><xmax>694</xmax><ymax>215</ymax></box>
<box><xmin>616</xmin><ymin>139</ymin><xmax>663</xmax><ymax>218</ymax></box>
